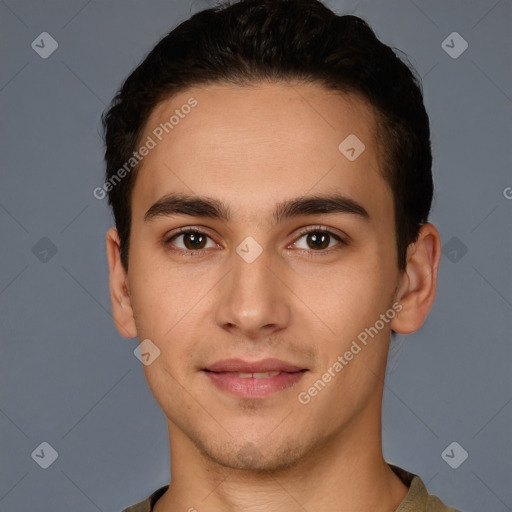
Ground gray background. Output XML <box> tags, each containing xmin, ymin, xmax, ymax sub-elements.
<box><xmin>1</xmin><ymin>0</ymin><xmax>511</xmax><ymax>510</ymax></box>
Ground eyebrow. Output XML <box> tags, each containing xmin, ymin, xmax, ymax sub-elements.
<box><xmin>144</xmin><ymin>192</ymin><xmax>370</xmax><ymax>225</ymax></box>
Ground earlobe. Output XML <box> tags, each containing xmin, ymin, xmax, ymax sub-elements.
<box><xmin>106</xmin><ymin>227</ymin><xmax>138</xmax><ymax>338</ymax></box>
<box><xmin>391</xmin><ymin>223</ymin><xmax>441</xmax><ymax>335</ymax></box>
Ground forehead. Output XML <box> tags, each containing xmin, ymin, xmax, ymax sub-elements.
<box><xmin>132</xmin><ymin>81</ymin><xmax>390</xmax><ymax>224</ymax></box>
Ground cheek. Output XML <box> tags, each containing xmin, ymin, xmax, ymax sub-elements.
<box><xmin>127</xmin><ymin>245</ymin><xmax>206</xmax><ymax>333</ymax></box>
<box><xmin>305</xmin><ymin>257</ymin><xmax>392</xmax><ymax>337</ymax></box>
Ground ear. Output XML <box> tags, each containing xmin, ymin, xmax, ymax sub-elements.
<box><xmin>106</xmin><ymin>227</ymin><xmax>138</xmax><ymax>338</ymax></box>
<box><xmin>391</xmin><ymin>223</ymin><xmax>441</xmax><ymax>335</ymax></box>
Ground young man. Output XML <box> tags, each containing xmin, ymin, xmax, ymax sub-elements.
<box><xmin>103</xmin><ymin>1</ymin><xmax>461</xmax><ymax>510</ymax></box>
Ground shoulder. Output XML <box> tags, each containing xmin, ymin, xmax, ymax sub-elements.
<box><xmin>425</xmin><ymin>494</ymin><xmax>462</xmax><ymax>512</ymax></box>
<box><xmin>389</xmin><ymin>464</ymin><xmax>463</xmax><ymax>512</ymax></box>
<box><xmin>121</xmin><ymin>485</ymin><xmax>169</xmax><ymax>512</ymax></box>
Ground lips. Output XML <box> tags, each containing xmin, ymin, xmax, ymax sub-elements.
<box><xmin>205</xmin><ymin>358</ymin><xmax>304</xmax><ymax>373</ymax></box>
<box><xmin>225</xmin><ymin>371</ymin><xmax>281</xmax><ymax>379</ymax></box>
<box><xmin>203</xmin><ymin>358</ymin><xmax>307</xmax><ymax>398</ymax></box>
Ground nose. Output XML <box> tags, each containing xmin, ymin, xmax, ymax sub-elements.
<box><xmin>214</xmin><ymin>243</ymin><xmax>291</xmax><ymax>340</ymax></box>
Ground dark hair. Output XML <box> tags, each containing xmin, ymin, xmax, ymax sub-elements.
<box><xmin>102</xmin><ymin>0</ymin><xmax>433</xmax><ymax>271</ymax></box>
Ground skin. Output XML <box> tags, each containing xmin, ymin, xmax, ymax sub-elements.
<box><xmin>106</xmin><ymin>82</ymin><xmax>441</xmax><ymax>512</ymax></box>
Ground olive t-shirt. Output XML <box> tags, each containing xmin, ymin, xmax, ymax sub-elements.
<box><xmin>121</xmin><ymin>464</ymin><xmax>462</xmax><ymax>512</ymax></box>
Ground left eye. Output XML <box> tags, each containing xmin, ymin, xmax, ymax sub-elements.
<box><xmin>292</xmin><ymin>229</ymin><xmax>344</xmax><ymax>251</ymax></box>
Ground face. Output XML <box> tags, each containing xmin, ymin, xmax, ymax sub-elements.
<box><xmin>112</xmin><ymin>82</ymin><xmax>407</xmax><ymax>472</ymax></box>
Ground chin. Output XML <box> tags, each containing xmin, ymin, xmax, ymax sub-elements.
<box><xmin>195</xmin><ymin>434</ymin><xmax>313</xmax><ymax>474</ymax></box>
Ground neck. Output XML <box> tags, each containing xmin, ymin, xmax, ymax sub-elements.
<box><xmin>154</xmin><ymin>399</ymin><xmax>408</xmax><ymax>512</ymax></box>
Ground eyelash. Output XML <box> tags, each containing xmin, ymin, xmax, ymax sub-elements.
<box><xmin>164</xmin><ymin>226</ymin><xmax>348</xmax><ymax>257</ymax></box>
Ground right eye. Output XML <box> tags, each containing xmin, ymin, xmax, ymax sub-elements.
<box><xmin>164</xmin><ymin>228</ymin><xmax>218</xmax><ymax>253</ymax></box>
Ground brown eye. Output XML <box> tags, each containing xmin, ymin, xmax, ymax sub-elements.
<box><xmin>166</xmin><ymin>229</ymin><xmax>215</xmax><ymax>252</ymax></box>
<box><xmin>305</xmin><ymin>232</ymin><xmax>330</xmax><ymax>250</ymax></box>
<box><xmin>293</xmin><ymin>228</ymin><xmax>345</xmax><ymax>252</ymax></box>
